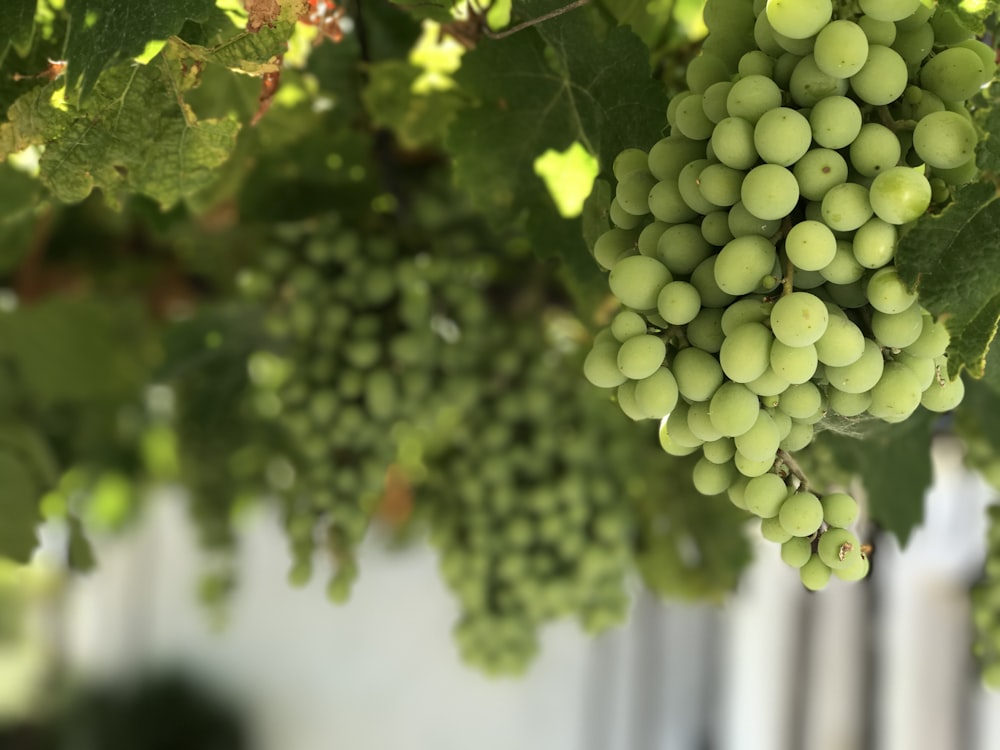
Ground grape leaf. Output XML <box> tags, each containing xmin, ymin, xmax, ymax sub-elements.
<box><xmin>63</xmin><ymin>0</ymin><xmax>217</xmax><ymax>96</ymax></box>
<box><xmin>445</xmin><ymin>0</ymin><xmax>667</xmax><ymax>279</ymax></box>
<box><xmin>168</xmin><ymin>8</ymin><xmax>298</xmax><ymax>75</ymax></box>
<box><xmin>896</xmin><ymin>181</ymin><xmax>1000</xmax><ymax>378</ymax></box>
<box><xmin>823</xmin><ymin>411</ymin><xmax>936</xmax><ymax>546</ymax></box>
<box><xmin>362</xmin><ymin>60</ymin><xmax>462</xmax><ymax>149</ymax></box>
<box><xmin>0</xmin><ymin>0</ymin><xmax>36</xmax><ymax>63</ymax></box>
<box><xmin>0</xmin><ymin>51</ymin><xmax>241</xmax><ymax>208</ymax></box>
<box><xmin>0</xmin><ymin>451</ymin><xmax>40</xmax><ymax>563</ymax></box>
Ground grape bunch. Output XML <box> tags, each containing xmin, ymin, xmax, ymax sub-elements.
<box><xmin>584</xmin><ymin>0</ymin><xmax>992</xmax><ymax>588</ymax></box>
<box><xmin>237</xmin><ymin>215</ymin><xmax>494</xmax><ymax>601</ymax></box>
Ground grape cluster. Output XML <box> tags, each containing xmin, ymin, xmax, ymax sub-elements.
<box><xmin>973</xmin><ymin>505</ymin><xmax>1000</xmax><ymax>689</ymax></box>
<box><xmin>584</xmin><ymin>0</ymin><xmax>990</xmax><ymax>587</ymax></box>
<box><xmin>238</xmin><ymin>216</ymin><xmax>494</xmax><ymax>600</ymax></box>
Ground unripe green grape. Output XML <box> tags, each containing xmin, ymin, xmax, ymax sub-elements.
<box><xmin>728</xmin><ymin>475</ymin><xmax>750</xmax><ymax>510</ymax></box>
<box><xmin>727</xmin><ymin>76</ymin><xmax>785</xmax><ymax>126</ymax></box>
<box><xmin>703</xmin><ymin>81</ymin><xmax>735</xmax><ymax>124</ymax></box>
<box><xmin>616</xmin><ymin>170</ymin><xmax>657</xmax><ymax>216</ymax></box>
<box><xmin>770</xmin><ymin>292</ymin><xmax>830</xmax><ymax>347</ymax></box>
<box><xmin>720</xmin><ymin>323</ymin><xmax>774</xmax><ymax>383</ymax></box>
<box><xmin>828</xmin><ymin>387</ymin><xmax>872</xmax><ymax>416</ymax></box>
<box><xmin>780</xmin><ymin>490</ymin><xmax>825</xmax><ymax>537</ymax></box>
<box><xmin>687</xmin><ymin>400</ymin><xmax>724</xmax><ymax>442</ymax></box>
<box><xmin>789</xmin><ymin>54</ymin><xmax>848</xmax><ymax>107</ymax></box>
<box><xmin>859</xmin><ymin>0</ymin><xmax>920</xmax><ymax>22</ymax></box>
<box><xmin>634</xmin><ymin>368</ymin><xmax>680</xmax><ymax>418</ymax></box>
<box><xmin>782</xmin><ymin>536</ymin><xmax>813</xmax><ymax>568</ymax></box>
<box><xmin>742</xmin><ymin>164</ymin><xmax>800</xmax><ymax>221</ymax></box>
<box><xmin>715</xmin><ymin>236</ymin><xmax>778</xmax><ymax>296</ymax></box>
<box><xmin>780</xmin><ymin>420</ymin><xmax>814</xmax><ymax>451</ymax></box>
<box><xmin>672</xmin><ymin>346</ymin><xmax>724</xmax><ymax>402</ymax></box>
<box><xmin>921</xmin><ymin>373</ymin><xmax>965</xmax><ymax>412</ymax></box>
<box><xmin>617</xmin><ymin>379</ymin><xmax>647</xmax><ymax>420</ymax></box>
<box><xmin>659</xmin><ymin>418</ymin><xmax>702</xmax><ymax>456</ymax></box>
<box><xmin>858</xmin><ymin>15</ymin><xmax>895</xmax><ymax>45</ymax></box>
<box><xmin>765</xmin><ymin>0</ymin><xmax>832</xmax><ymax>40</ymax></box>
<box><xmin>698</xmin><ymin>163</ymin><xmax>746</xmax><ymax>207</ymax></box>
<box><xmin>754</xmin><ymin>107</ymin><xmax>813</xmax><ymax>166</ymax></box>
<box><xmin>772</xmin><ymin>51</ymin><xmax>802</xmax><ymax>90</ymax></box>
<box><xmin>770</xmin><ymin>340</ymin><xmax>819</xmax><ymax>384</ymax></box>
<box><xmin>821</xmin><ymin>492</ymin><xmax>859</xmax><ymax>528</ymax></box>
<box><xmin>892</xmin><ymin>23</ymin><xmax>934</xmax><ymax>68</ymax></box>
<box><xmin>657</xmin><ymin>223</ymin><xmax>713</xmax><ymax>275</ymax></box>
<box><xmin>818</xmin><ymin>528</ymin><xmax>862</xmax><ymax>569</ymax></box>
<box><xmin>754</xmin><ymin>10</ymin><xmax>785</xmax><ymax>57</ymax></box>
<box><xmin>674</xmin><ymin>94</ymin><xmax>715</xmax><ymax>140</ymax></box>
<box><xmin>777</xmin><ymin>381</ymin><xmax>823</xmax><ymax>420</ymax></box>
<box><xmin>850</xmin><ymin>123</ymin><xmax>902</xmax><ymax>177</ymax></box>
<box><xmin>809</xmin><ymin>95</ymin><xmax>863</xmax><ymax>148</ymax></box>
<box><xmin>772</xmin><ymin>25</ymin><xmax>817</xmax><ymax>56</ymax></box>
<box><xmin>609</xmin><ymin>255</ymin><xmax>672</xmax><ymax>310</ymax></box>
<box><xmin>703</xmin><ymin>437</ymin><xmax>737</xmax><ymax>464</ymax></box>
<box><xmin>853</xmin><ymin>218</ymin><xmax>896</xmax><ymax>269</ymax></box>
<box><xmin>657</xmin><ymin>281</ymin><xmax>702</xmax><ymax>325</ymax></box>
<box><xmin>813</xmin><ymin>20</ymin><xmax>869</xmax><ymax>78</ymax></box>
<box><xmin>593</xmin><ymin>228</ymin><xmax>638</xmax><ymax>270</ymax></box>
<box><xmin>851</xmin><ymin>45</ymin><xmax>908</xmax><ymax>105</ymax></box>
<box><xmin>617</xmin><ymin>334</ymin><xmax>666</xmax><ymax>380</ymax></box>
<box><xmin>693</xmin><ymin>457</ymin><xmax>736</xmax><ymax>496</ymax></box>
<box><xmin>735</xmin><ymin>451</ymin><xmax>777</xmax><ymax>478</ymax></box>
<box><xmin>832</xmin><ymin>552</ymin><xmax>869</xmax><ymax>581</ymax></box>
<box><xmin>869</xmin><ymin>361</ymin><xmax>923</xmax><ymax>423</ymax></box>
<box><xmin>711</xmin><ymin>117</ymin><xmax>759</xmax><ymax>171</ymax></box>
<box><xmin>760</xmin><ymin>515</ymin><xmax>792</xmax><ymax>543</ymax></box>
<box><xmin>687</xmin><ymin>308</ymin><xmax>726</xmax><ymax>353</ymax></box>
<box><xmin>687</xmin><ymin>52</ymin><xmax>731</xmax><ymax>93</ymax></box>
<box><xmin>648</xmin><ymin>136</ymin><xmax>706</xmax><ymax>181</ymax></box>
<box><xmin>819</xmin><ymin>240</ymin><xmax>865</xmax><ymax>284</ymax></box>
<box><xmin>920</xmin><ymin>47</ymin><xmax>991</xmax><ymax>102</ymax></box>
<box><xmin>913</xmin><ymin>111</ymin><xmax>978</xmax><ymax>170</ymax></box>
<box><xmin>710</xmin><ymin>381</ymin><xmax>762</xmax><ymax>437</ymax></box>
<box><xmin>701</xmin><ymin>210</ymin><xmax>735</xmax><ymax>247</ymax></box>
<box><xmin>826</xmin><ymin>279</ymin><xmax>869</xmax><ymax>309</ymax></box>
<box><xmin>794</xmin><ymin>148</ymin><xmax>849</xmax><ymax>201</ymax></box>
<box><xmin>739</xmin><ymin>50</ymin><xmax>775</xmax><ymax>78</ymax></box>
<box><xmin>872</xmin><ymin>303</ymin><xmax>923</xmax><ymax>349</ymax></box>
<box><xmin>956</xmin><ymin>38</ymin><xmax>998</xmax><ymax>76</ymax></box>
<box><xmin>666</xmin><ymin>403</ymin><xmax>704</xmax><ymax>448</ymax></box>
<box><xmin>728</xmin><ymin>201</ymin><xmax>783</xmax><ymax>238</ymax></box>
<box><xmin>648</xmin><ymin>179</ymin><xmax>698</xmax><ymax>224</ymax></box>
<box><xmin>611</xmin><ymin>310</ymin><xmax>648</xmax><ymax>342</ymax></box>
<box><xmin>722</xmin><ymin>298</ymin><xmax>772</xmax><ymax>336</ymax></box>
<box><xmin>895</xmin><ymin>350</ymin><xmax>936</xmax><ymax>390</ymax></box>
<box><xmin>814</xmin><ymin>314</ymin><xmax>865</xmax><ymax>367</ymax></box>
<box><xmin>690</xmin><ymin>256</ymin><xmax>738</xmax><ymax>308</ymax></box>
<box><xmin>826</xmin><ymin>337</ymin><xmax>884</xmax><ymax>393</ymax></box>
<box><xmin>766</xmin><ymin>407</ymin><xmax>792</xmax><ymax>439</ymax></box>
<box><xmin>609</xmin><ymin>198</ymin><xmax>645</xmax><ymax>230</ymax></box>
<box><xmin>933</xmin><ymin>157</ymin><xmax>979</xmax><ymax>187</ymax></box>
<box><xmin>744</xmin><ymin>471</ymin><xmax>790</xmax><ymax>519</ymax></box>
<box><xmin>735</xmin><ymin>410</ymin><xmax>781</xmax><ymax>462</ymax></box>
<box><xmin>613</xmin><ymin>148</ymin><xmax>650</xmax><ymax>181</ymax></box>
<box><xmin>784</xmin><ymin>220</ymin><xmax>836</xmax><ymax>273</ymax></box>
<box><xmin>747</xmin><ymin>367</ymin><xmax>791</xmax><ymax>397</ymax></box>
<box><xmin>676</xmin><ymin>161</ymin><xmax>718</xmax><ymax>217</ymax></box>
<box><xmin>867</xmin><ymin>266</ymin><xmax>917</xmax><ymax>314</ymax></box>
<box><xmin>869</xmin><ymin>167</ymin><xmax>931</xmax><ymax>225</ymax></box>
<box><xmin>821</xmin><ymin>183</ymin><xmax>873</xmax><ymax>232</ymax></box>
<box><xmin>799</xmin><ymin>554</ymin><xmax>833</xmax><ymax>590</ymax></box>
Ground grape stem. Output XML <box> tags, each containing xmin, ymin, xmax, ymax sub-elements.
<box><xmin>876</xmin><ymin>105</ymin><xmax>917</xmax><ymax>133</ymax></box>
<box><xmin>782</xmin><ymin>254</ymin><xmax>795</xmax><ymax>297</ymax></box>
<box><xmin>482</xmin><ymin>0</ymin><xmax>591</xmax><ymax>40</ymax></box>
<box><xmin>777</xmin><ymin>449</ymin><xmax>810</xmax><ymax>492</ymax></box>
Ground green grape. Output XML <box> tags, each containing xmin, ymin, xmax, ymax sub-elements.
<box><xmin>772</xmin><ymin>51</ymin><xmax>802</xmax><ymax>90</ymax></box>
<box><xmin>711</xmin><ymin>117</ymin><xmax>759</xmax><ymax>170</ymax></box>
<box><xmin>832</xmin><ymin>552</ymin><xmax>869</xmax><ymax>581</ymax></box>
<box><xmin>826</xmin><ymin>337</ymin><xmax>885</xmax><ymax>393</ymax></box>
<box><xmin>852</xmin><ymin>218</ymin><xmax>896</xmax><ymax>269</ymax></box>
<box><xmin>913</xmin><ymin>111</ymin><xmax>978</xmax><ymax>170</ymax></box>
<box><xmin>678</xmin><ymin>159</ymin><xmax>720</xmax><ymax>215</ymax></box>
<box><xmin>616</xmin><ymin>170</ymin><xmax>657</xmax><ymax>216</ymax></box>
<box><xmin>814</xmin><ymin>313</ymin><xmax>865</xmax><ymax>367</ymax></box>
<box><xmin>698</xmin><ymin>163</ymin><xmax>746</xmax><ymax>207</ymax></box>
<box><xmin>872</xmin><ymin>303</ymin><xmax>923</xmax><ymax>348</ymax></box>
<box><xmin>609</xmin><ymin>198</ymin><xmax>645</xmax><ymax>230</ymax></box>
<box><xmin>609</xmin><ymin>255</ymin><xmax>672</xmax><ymax>310</ymax></box>
<box><xmin>921</xmin><ymin>373</ymin><xmax>965</xmax><ymax>412</ymax></box>
<box><xmin>920</xmin><ymin>47</ymin><xmax>991</xmax><ymax>102</ymax></box>
<box><xmin>868</xmin><ymin>361</ymin><xmax>923</xmax><ymax>423</ymax></box>
<box><xmin>780</xmin><ymin>420</ymin><xmax>814</xmax><ymax>451</ymax></box>
<box><xmin>895</xmin><ymin>350</ymin><xmax>936</xmax><ymax>390</ymax></box>
<box><xmin>770</xmin><ymin>341</ymin><xmax>818</xmax><ymax>384</ymax></box>
<box><xmin>617</xmin><ymin>334</ymin><xmax>667</xmax><ymax>380</ymax></box>
<box><xmin>658</xmin><ymin>223</ymin><xmax>714</xmax><ymax>274</ymax></box>
<box><xmin>789</xmin><ymin>54</ymin><xmax>849</xmax><ymax>107</ymax></box>
<box><xmin>727</xmin><ymin>475</ymin><xmax>750</xmax><ymax>509</ymax></box>
<box><xmin>715</xmin><ymin>236</ymin><xmax>778</xmax><ymax>295</ymax></box>
<box><xmin>649</xmin><ymin>179</ymin><xmax>699</xmax><ymax>224</ymax></box>
<box><xmin>813</xmin><ymin>20</ymin><xmax>869</xmax><ymax>78</ymax></box>
<box><xmin>850</xmin><ymin>123</ymin><xmax>902</xmax><ymax>177</ymax></box>
<box><xmin>703</xmin><ymin>81</ymin><xmax>736</xmax><ymax>123</ymax></box>
<box><xmin>766</xmin><ymin>406</ymin><xmax>793</xmax><ymax>439</ymax></box>
<box><xmin>892</xmin><ymin>23</ymin><xmax>934</xmax><ymax>68</ymax></box>
<box><xmin>709</xmin><ymin>381</ymin><xmax>762</xmax><ymax>437</ymax></box>
<box><xmin>762</xmin><ymin>515</ymin><xmax>793</xmax><ymax>543</ymax></box>
<box><xmin>728</xmin><ymin>201</ymin><xmax>783</xmax><ymax>238</ymax></box>
<box><xmin>691</xmin><ymin>256</ymin><xmax>738</xmax><ymax>308</ymax></box>
<box><xmin>593</xmin><ymin>228</ymin><xmax>638</xmax><ymax>270</ymax></box>
<box><xmin>794</xmin><ymin>148</ymin><xmax>849</xmax><ymax>201</ymax></box>
<box><xmin>617</xmin><ymin>380</ymin><xmax>648</xmax><ymax>420</ymax></box>
<box><xmin>584</xmin><ymin>342</ymin><xmax>627</xmax><ymax>388</ymax></box>
<box><xmin>956</xmin><ymin>39</ymin><xmax>998</xmax><ymax>76</ymax></box>
<box><xmin>782</xmin><ymin>537</ymin><xmax>813</xmax><ymax>568</ymax></box>
<box><xmin>867</xmin><ymin>266</ymin><xmax>918</xmax><ymax>314</ymax></box>
<box><xmin>687</xmin><ymin>308</ymin><xmax>727</xmax><ymax>353</ymax></box>
<box><xmin>648</xmin><ymin>136</ymin><xmax>706</xmax><ymax>181</ymax></box>
<box><xmin>659</xmin><ymin>418</ymin><xmax>701</xmax><ymax>456</ymax></box>
<box><xmin>828</xmin><ymin>386</ymin><xmax>872</xmax><ymax>416</ymax></box>
<box><xmin>726</xmin><ymin>75</ymin><xmax>784</xmax><ymax>124</ymax></box>
<box><xmin>666</xmin><ymin>403</ymin><xmax>704</xmax><ymax>448</ymax></box>
<box><xmin>735</xmin><ymin>451</ymin><xmax>777</xmax><ymax>478</ymax></box>
<box><xmin>739</xmin><ymin>50</ymin><xmax>776</xmax><ymax>78</ymax></box>
<box><xmin>674</xmin><ymin>94</ymin><xmax>715</xmax><ymax>140</ymax></box>
<box><xmin>819</xmin><ymin>241</ymin><xmax>865</xmax><ymax>285</ymax></box>
<box><xmin>821</xmin><ymin>183</ymin><xmax>873</xmax><ymax>232</ymax></box>
<box><xmin>722</xmin><ymin>298</ymin><xmax>772</xmax><ymax>336</ymax></box>
<box><xmin>703</xmin><ymin>437</ymin><xmax>737</xmax><ymax>464</ymax></box>
<box><xmin>859</xmin><ymin>0</ymin><xmax>920</xmax><ymax>22</ymax></box>
<box><xmin>754</xmin><ymin>107</ymin><xmax>813</xmax><ymax>166</ymax></box>
<box><xmin>741</xmin><ymin>164</ymin><xmax>800</xmax><ymax>221</ymax></box>
<box><xmin>657</xmin><ymin>281</ymin><xmax>702</xmax><ymax>325</ymax></box>
<box><xmin>754</xmin><ymin>10</ymin><xmax>785</xmax><ymax>57</ymax></box>
<box><xmin>735</xmin><ymin>410</ymin><xmax>781</xmax><ymax>462</ymax></box>
<box><xmin>634</xmin><ymin>368</ymin><xmax>680</xmax><ymax>418</ymax></box>
<box><xmin>869</xmin><ymin>167</ymin><xmax>931</xmax><ymax>225</ymax></box>
<box><xmin>770</xmin><ymin>292</ymin><xmax>830</xmax><ymax>347</ymax></box>
<box><xmin>777</xmin><ymin>381</ymin><xmax>823</xmax><ymax>420</ymax></box>
<box><xmin>821</xmin><ymin>492</ymin><xmax>859</xmax><ymax>527</ymax></box>
<box><xmin>748</xmin><ymin>367</ymin><xmax>791</xmax><ymax>398</ymax></box>
<box><xmin>687</xmin><ymin>400</ymin><xmax>724</xmax><ymax>442</ymax></box>
<box><xmin>721</xmin><ymin>323</ymin><xmax>774</xmax><ymax>383</ymax></box>
<box><xmin>611</xmin><ymin>310</ymin><xmax>648</xmax><ymax>342</ymax></box>
<box><xmin>851</xmin><ymin>45</ymin><xmax>908</xmax><ymax>105</ymax></box>
<box><xmin>904</xmin><ymin>312</ymin><xmax>950</xmax><ymax>358</ymax></box>
<box><xmin>702</xmin><ymin>210</ymin><xmax>735</xmax><ymax>246</ymax></box>
<box><xmin>672</xmin><ymin>346</ymin><xmax>725</xmax><ymax>402</ymax></box>
<box><xmin>785</xmin><ymin>219</ymin><xmax>836</xmax><ymax>272</ymax></box>
<box><xmin>613</xmin><ymin>148</ymin><xmax>650</xmax><ymax>181</ymax></box>
<box><xmin>765</xmin><ymin>0</ymin><xmax>832</xmax><ymax>40</ymax></box>
<box><xmin>799</xmin><ymin>554</ymin><xmax>833</xmax><ymax>590</ymax></box>
<box><xmin>779</xmin><ymin>490</ymin><xmax>825</xmax><ymax>537</ymax></box>
<box><xmin>858</xmin><ymin>15</ymin><xmax>896</xmax><ymax>46</ymax></box>
<box><xmin>745</xmin><ymin>472</ymin><xmax>790</xmax><ymax>518</ymax></box>
<box><xmin>687</xmin><ymin>52</ymin><xmax>732</xmax><ymax>93</ymax></box>
<box><xmin>818</xmin><ymin>528</ymin><xmax>862</xmax><ymax>569</ymax></box>
<box><xmin>693</xmin><ymin>457</ymin><xmax>736</xmax><ymax>496</ymax></box>
<box><xmin>809</xmin><ymin>95</ymin><xmax>863</xmax><ymax>148</ymax></box>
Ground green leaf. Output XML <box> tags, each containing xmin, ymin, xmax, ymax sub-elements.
<box><xmin>0</xmin><ymin>0</ymin><xmax>36</xmax><ymax>63</ymax></box>
<box><xmin>168</xmin><ymin>16</ymin><xmax>296</xmax><ymax>75</ymax></box>
<box><xmin>0</xmin><ymin>423</ymin><xmax>54</xmax><ymax>564</ymax></box>
<box><xmin>896</xmin><ymin>181</ymin><xmax>1000</xmax><ymax>378</ymax></box>
<box><xmin>64</xmin><ymin>0</ymin><xmax>217</xmax><ymax>96</ymax></box>
<box><xmin>445</xmin><ymin>0</ymin><xmax>667</xmax><ymax>277</ymax></box>
<box><xmin>361</xmin><ymin>60</ymin><xmax>462</xmax><ymax>149</ymax></box>
<box><xmin>0</xmin><ymin>53</ymin><xmax>241</xmax><ymax>208</ymax></box>
<box><xmin>823</xmin><ymin>411</ymin><xmax>936</xmax><ymax>546</ymax></box>
<box><xmin>67</xmin><ymin>515</ymin><xmax>96</xmax><ymax>572</ymax></box>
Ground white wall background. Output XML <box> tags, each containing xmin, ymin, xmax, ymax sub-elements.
<box><xmin>12</xmin><ymin>436</ymin><xmax>1000</xmax><ymax>750</ymax></box>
